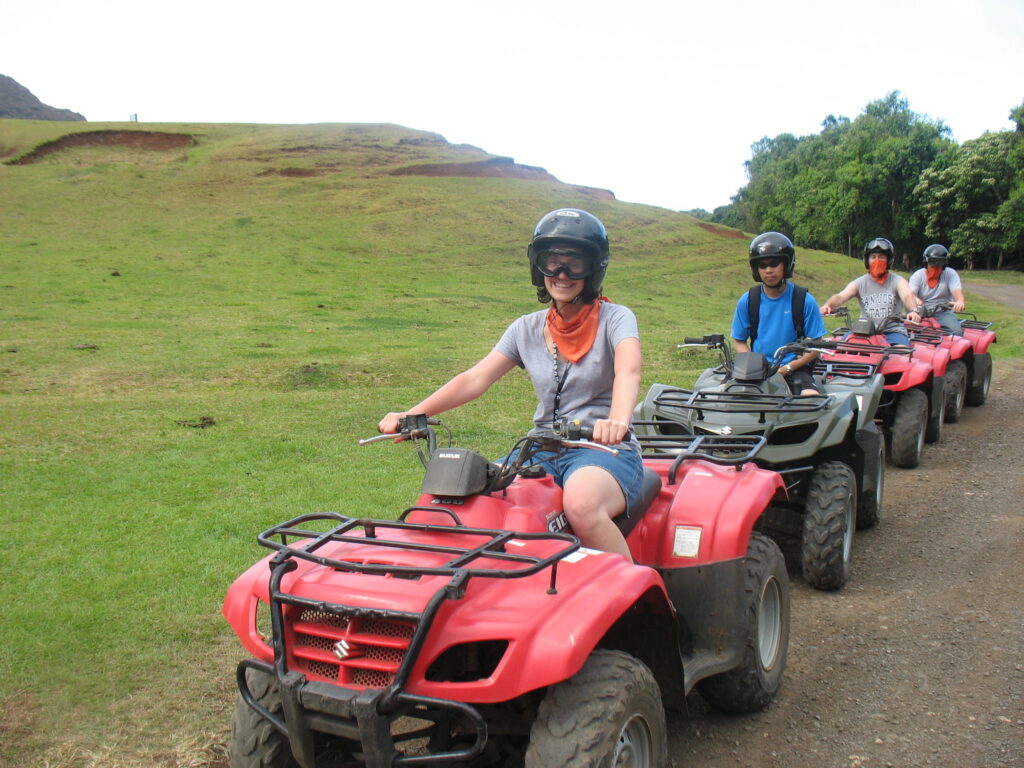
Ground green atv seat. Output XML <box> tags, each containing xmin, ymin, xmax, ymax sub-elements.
<box><xmin>616</xmin><ymin>468</ymin><xmax>663</xmax><ymax>538</ymax></box>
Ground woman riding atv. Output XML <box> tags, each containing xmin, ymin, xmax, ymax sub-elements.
<box><xmin>378</xmin><ymin>208</ymin><xmax>643</xmax><ymax>560</ymax></box>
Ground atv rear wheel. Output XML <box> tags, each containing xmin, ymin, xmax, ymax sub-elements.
<box><xmin>229</xmin><ymin>668</ymin><xmax>298</xmax><ymax>768</ymax></box>
<box><xmin>857</xmin><ymin>436</ymin><xmax>884</xmax><ymax>530</ymax></box>
<box><xmin>526</xmin><ymin>650</ymin><xmax>667</xmax><ymax>767</ymax></box>
<box><xmin>890</xmin><ymin>388</ymin><xmax>928</xmax><ymax>469</ymax></box>
<box><xmin>944</xmin><ymin>359</ymin><xmax>968</xmax><ymax>423</ymax></box>
<box><xmin>966</xmin><ymin>355</ymin><xmax>992</xmax><ymax>406</ymax></box>
<box><xmin>801</xmin><ymin>462</ymin><xmax>857</xmax><ymax>591</ymax></box>
<box><xmin>697</xmin><ymin>532</ymin><xmax>790</xmax><ymax>712</ymax></box>
<box><xmin>925</xmin><ymin>380</ymin><xmax>945</xmax><ymax>444</ymax></box>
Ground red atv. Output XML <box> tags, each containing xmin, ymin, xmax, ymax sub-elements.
<box><xmin>825</xmin><ymin>309</ymin><xmax>945</xmax><ymax>468</ymax></box>
<box><xmin>223</xmin><ymin>416</ymin><xmax>791</xmax><ymax>768</ymax></box>
<box><xmin>910</xmin><ymin>304</ymin><xmax>997</xmax><ymax>421</ymax></box>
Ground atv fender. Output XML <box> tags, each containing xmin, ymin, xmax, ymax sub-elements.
<box><xmin>407</xmin><ymin>556</ymin><xmax>674</xmax><ymax>703</ymax></box>
<box><xmin>637</xmin><ymin>460</ymin><xmax>785</xmax><ymax>565</ymax></box>
<box><xmin>854</xmin><ymin>424</ymin><xmax>884</xmax><ymax>493</ymax></box>
<box><xmin>929</xmin><ymin>374</ymin><xmax>946</xmax><ymax>422</ymax></box>
<box><xmin>970</xmin><ymin>352</ymin><xmax>992</xmax><ymax>389</ymax></box>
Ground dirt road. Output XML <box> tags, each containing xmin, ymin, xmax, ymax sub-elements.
<box><xmin>667</xmin><ymin>332</ymin><xmax>1024</xmax><ymax>765</ymax></box>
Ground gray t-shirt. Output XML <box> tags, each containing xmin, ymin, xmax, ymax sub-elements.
<box><xmin>909</xmin><ymin>267</ymin><xmax>962</xmax><ymax>308</ymax></box>
<box><xmin>853</xmin><ymin>272</ymin><xmax>908</xmax><ymax>334</ymax></box>
<box><xmin>494</xmin><ymin>302</ymin><xmax>641</xmax><ymax>452</ymax></box>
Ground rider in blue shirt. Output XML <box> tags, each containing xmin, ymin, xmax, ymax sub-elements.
<box><xmin>731</xmin><ymin>232</ymin><xmax>827</xmax><ymax>395</ymax></box>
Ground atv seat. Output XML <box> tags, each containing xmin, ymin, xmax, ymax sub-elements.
<box><xmin>615</xmin><ymin>468</ymin><xmax>662</xmax><ymax>538</ymax></box>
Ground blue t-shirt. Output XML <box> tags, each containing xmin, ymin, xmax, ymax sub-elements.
<box><xmin>730</xmin><ymin>282</ymin><xmax>827</xmax><ymax>363</ymax></box>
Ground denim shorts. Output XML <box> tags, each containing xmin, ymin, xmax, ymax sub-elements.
<box><xmin>500</xmin><ymin>445</ymin><xmax>645</xmax><ymax>517</ymax></box>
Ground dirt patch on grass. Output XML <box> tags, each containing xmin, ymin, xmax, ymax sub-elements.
<box><xmin>6</xmin><ymin>130</ymin><xmax>195</xmax><ymax>165</ymax></box>
<box><xmin>694</xmin><ymin>220</ymin><xmax>747</xmax><ymax>239</ymax></box>
<box><xmin>389</xmin><ymin>156</ymin><xmax>616</xmax><ymax>199</ymax></box>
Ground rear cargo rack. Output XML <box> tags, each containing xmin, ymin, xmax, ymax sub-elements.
<box><xmin>633</xmin><ymin>427</ymin><xmax>766</xmax><ymax>484</ymax></box>
<box><xmin>961</xmin><ymin>318</ymin><xmax>993</xmax><ymax>330</ymax></box>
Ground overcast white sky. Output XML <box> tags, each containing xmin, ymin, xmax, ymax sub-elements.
<box><xmin>5</xmin><ymin>0</ymin><xmax>1023</xmax><ymax>212</ymax></box>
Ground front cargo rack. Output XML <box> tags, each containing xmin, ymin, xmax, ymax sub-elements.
<box><xmin>650</xmin><ymin>386</ymin><xmax>830</xmax><ymax>424</ymax></box>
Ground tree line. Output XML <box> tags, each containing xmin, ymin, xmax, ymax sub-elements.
<box><xmin>688</xmin><ymin>92</ymin><xmax>1024</xmax><ymax>271</ymax></box>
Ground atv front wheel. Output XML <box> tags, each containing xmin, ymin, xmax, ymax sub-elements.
<box><xmin>857</xmin><ymin>436</ymin><xmax>884</xmax><ymax>530</ymax></box>
<box><xmin>890</xmin><ymin>388</ymin><xmax>928</xmax><ymax>469</ymax></box>
<box><xmin>229</xmin><ymin>668</ymin><xmax>298</xmax><ymax>768</ymax></box>
<box><xmin>944</xmin><ymin>359</ymin><xmax>968</xmax><ymax>423</ymax></box>
<box><xmin>966</xmin><ymin>355</ymin><xmax>992</xmax><ymax>406</ymax></box>
<box><xmin>697</xmin><ymin>532</ymin><xmax>790</xmax><ymax>712</ymax></box>
<box><xmin>801</xmin><ymin>462</ymin><xmax>857</xmax><ymax>591</ymax></box>
<box><xmin>526</xmin><ymin>650</ymin><xmax>667</xmax><ymax>768</ymax></box>
<box><xmin>925</xmin><ymin>380</ymin><xmax>945</xmax><ymax>444</ymax></box>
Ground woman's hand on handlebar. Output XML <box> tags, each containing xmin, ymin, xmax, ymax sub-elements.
<box><xmin>591</xmin><ymin>418</ymin><xmax>630</xmax><ymax>445</ymax></box>
<box><xmin>378</xmin><ymin>411</ymin><xmax>409</xmax><ymax>438</ymax></box>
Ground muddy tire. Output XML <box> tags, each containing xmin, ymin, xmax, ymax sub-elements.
<box><xmin>697</xmin><ymin>533</ymin><xmax>790</xmax><ymax>712</ymax></box>
<box><xmin>925</xmin><ymin>379</ymin><xmax>945</xmax><ymax>444</ymax></box>
<box><xmin>229</xmin><ymin>668</ymin><xmax>298</xmax><ymax>768</ymax></box>
<box><xmin>526</xmin><ymin>650</ymin><xmax>667</xmax><ymax>767</ymax></box>
<box><xmin>890</xmin><ymin>389</ymin><xmax>928</xmax><ymax>469</ymax></box>
<box><xmin>943</xmin><ymin>360</ymin><xmax>968</xmax><ymax>423</ymax></box>
<box><xmin>857</xmin><ymin>437</ymin><xmax>884</xmax><ymax>530</ymax></box>
<box><xmin>801</xmin><ymin>462</ymin><xmax>856</xmax><ymax>591</ymax></box>
<box><xmin>966</xmin><ymin>355</ymin><xmax>992</xmax><ymax>406</ymax></box>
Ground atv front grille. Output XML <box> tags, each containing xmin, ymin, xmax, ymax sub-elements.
<box><xmin>289</xmin><ymin>608</ymin><xmax>416</xmax><ymax>689</ymax></box>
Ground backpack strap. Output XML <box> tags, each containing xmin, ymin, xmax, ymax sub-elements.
<box><xmin>748</xmin><ymin>283</ymin><xmax>808</xmax><ymax>344</ymax></box>
<box><xmin>746</xmin><ymin>286</ymin><xmax>761</xmax><ymax>343</ymax></box>
<box><xmin>791</xmin><ymin>284</ymin><xmax>807</xmax><ymax>339</ymax></box>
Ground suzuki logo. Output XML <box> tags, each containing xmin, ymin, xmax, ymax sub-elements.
<box><xmin>720</xmin><ymin>425</ymin><xmax>733</xmax><ymax>435</ymax></box>
<box><xmin>333</xmin><ymin>639</ymin><xmax>354</xmax><ymax>661</ymax></box>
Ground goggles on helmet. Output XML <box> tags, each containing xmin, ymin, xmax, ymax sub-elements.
<box><xmin>535</xmin><ymin>249</ymin><xmax>593</xmax><ymax>280</ymax></box>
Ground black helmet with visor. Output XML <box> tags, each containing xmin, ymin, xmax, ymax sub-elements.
<box><xmin>528</xmin><ymin>208</ymin><xmax>610</xmax><ymax>302</ymax></box>
<box><xmin>863</xmin><ymin>237</ymin><xmax>896</xmax><ymax>269</ymax></box>
<box><xmin>922</xmin><ymin>243</ymin><xmax>950</xmax><ymax>268</ymax></box>
<box><xmin>748</xmin><ymin>231</ymin><xmax>796</xmax><ymax>282</ymax></box>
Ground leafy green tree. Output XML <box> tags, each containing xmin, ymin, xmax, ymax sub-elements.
<box><xmin>914</xmin><ymin>101</ymin><xmax>1024</xmax><ymax>270</ymax></box>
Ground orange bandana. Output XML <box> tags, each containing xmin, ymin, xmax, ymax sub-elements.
<box><xmin>547</xmin><ymin>297</ymin><xmax>609</xmax><ymax>363</ymax></box>
<box><xmin>868</xmin><ymin>260</ymin><xmax>889</xmax><ymax>285</ymax></box>
<box><xmin>926</xmin><ymin>266</ymin><xmax>943</xmax><ymax>289</ymax></box>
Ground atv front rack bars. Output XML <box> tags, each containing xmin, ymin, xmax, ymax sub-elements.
<box><xmin>258</xmin><ymin>512</ymin><xmax>579</xmax><ymax>586</ymax></box>
<box><xmin>651</xmin><ymin>386</ymin><xmax>831</xmax><ymax>424</ymax></box>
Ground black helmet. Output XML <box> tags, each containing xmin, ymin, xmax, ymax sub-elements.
<box><xmin>748</xmin><ymin>232</ymin><xmax>796</xmax><ymax>282</ymax></box>
<box><xmin>922</xmin><ymin>243</ymin><xmax>949</xmax><ymax>267</ymax></box>
<box><xmin>863</xmin><ymin>237</ymin><xmax>896</xmax><ymax>269</ymax></box>
<box><xmin>528</xmin><ymin>208</ymin><xmax>610</xmax><ymax>299</ymax></box>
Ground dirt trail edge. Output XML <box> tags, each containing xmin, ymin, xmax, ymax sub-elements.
<box><xmin>668</xmin><ymin>355</ymin><xmax>1024</xmax><ymax>768</ymax></box>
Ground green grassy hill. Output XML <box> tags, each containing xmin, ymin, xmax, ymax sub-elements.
<box><xmin>1</xmin><ymin>119</ymin><xmax>1020</xmax><ymax>766</ymax></box>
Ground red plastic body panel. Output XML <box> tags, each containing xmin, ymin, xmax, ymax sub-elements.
<box><xmin>223</xmin><ymin>455</ymin><xmax>784</xmax><ymax>703</ymax></box>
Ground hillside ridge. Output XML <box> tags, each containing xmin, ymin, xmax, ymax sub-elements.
<box><xmin>0</xmin><ymin>74</ymin><xmax>85</xmax><ymax>121</ymax></box>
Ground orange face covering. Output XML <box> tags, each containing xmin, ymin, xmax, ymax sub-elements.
<box><xmin>547</xmin><ymin>297</ymin><xmax>609</xmax><ymax>363</ymax></box>
<box><xmin>926</xmin><ymin>266</ymin><xmax>943</xmax><ymax>288</ymax></box>
<box><xmin>868</xmin><ymin>259</ymin><xmax>889</xmax><ymax>284</ymax></box>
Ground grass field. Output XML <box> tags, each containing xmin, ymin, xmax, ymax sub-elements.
<box><xmin>2</xmin><ymin>119</ymin><xmax>1021</xmax><ymax>767</ymax></box>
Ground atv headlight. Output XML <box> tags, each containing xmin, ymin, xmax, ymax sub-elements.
<box><xmin>673</xmin><ymin>525</ymin><xmax>702</xmax><ymax>558</ymax></box>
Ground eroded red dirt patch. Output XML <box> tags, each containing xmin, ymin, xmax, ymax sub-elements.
<box><xmin>695</xmin><ymin>220</ymin><xmax>747</xmax><ymax>239</ymax></box>
<box><xmin>6</xmin><ymin>130</ymin><xmax>195</xmax><ymax>165</ymax></box>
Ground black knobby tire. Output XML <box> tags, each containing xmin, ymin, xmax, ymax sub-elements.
<box><xmin>857</xmin><ymin>436</ymin><xmax>884</xmax><ymax>530</ymax></box>
<box><xmin>697</xmin><ymin>532</ymin><xmax>790</xmax><ymax>713</ymax></box>
<box><xmin>525</xmin><ymin>650</ymin><xmax>667</xmax><ymax>768</ymax></box>
<box><xmin>800</xmin><ymin>462</ymin><xmax>857</xmax><ymax>591</ymax></box>
<box><xmin>229</xmin><ymin>668</ymin><xmax>299</xmax><ymax>768</ymax></box>
<box><xmin>925</xmin><ymin>379</ymin><xmax>945</xmax><ymax>444</ymax></box>
<box><xmin>890</xmin><ymin>388</ymin><xmax>928</xmax><ymax>469</ymax></box>
<box><xmin>944</xmin><ymin>359</ymin><xmax>968</xmax><ymax>423</ymax></box>
<box><xmin>966</xmin><ymin>355</ymin><xmax>992</xmax><ymax>406</ymax></box>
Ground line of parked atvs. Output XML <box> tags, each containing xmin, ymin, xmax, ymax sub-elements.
<box><xmin>221</xmin><ymin>309</ymin><xmax>996</xmax><ymax>768</ymax></box>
